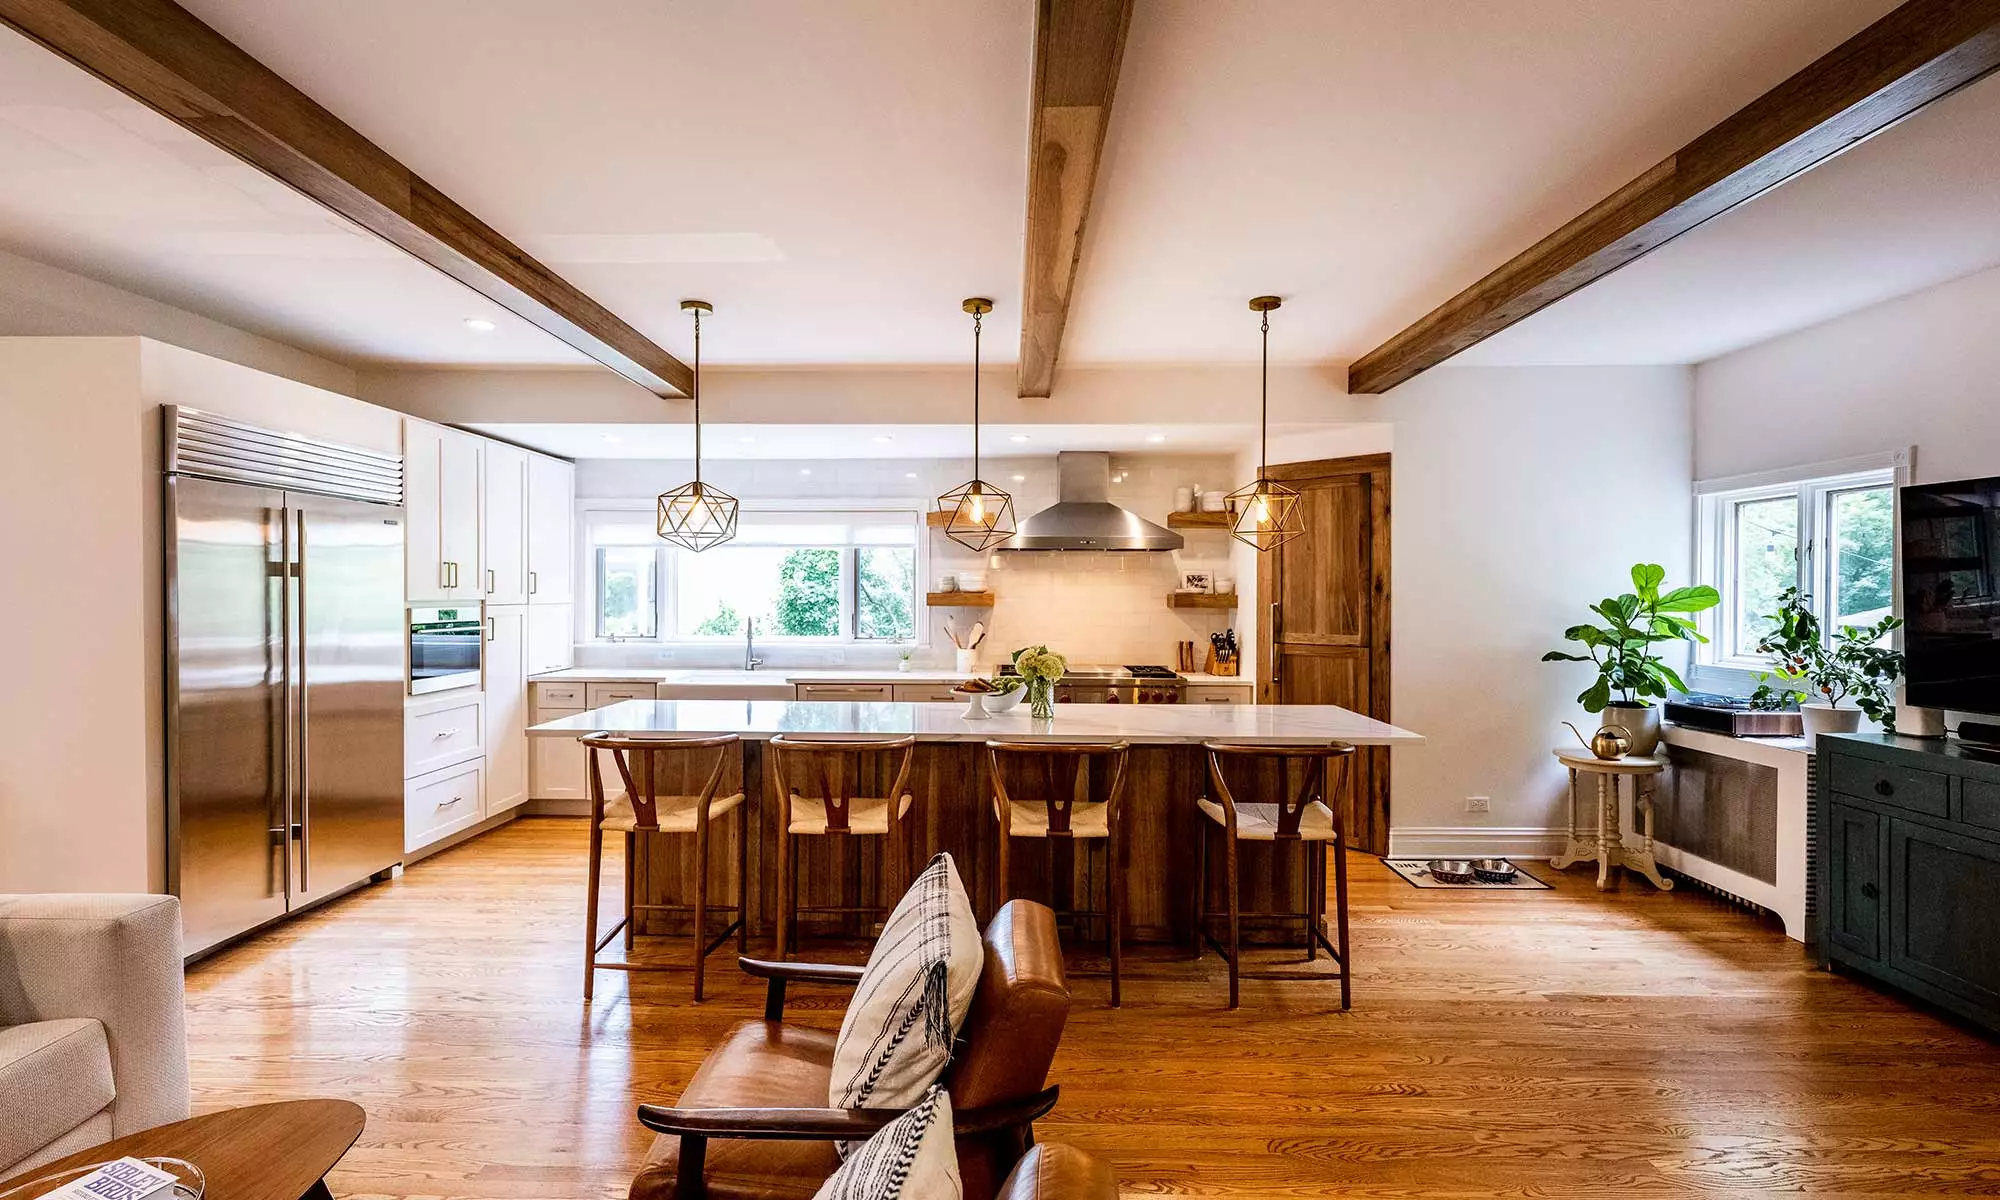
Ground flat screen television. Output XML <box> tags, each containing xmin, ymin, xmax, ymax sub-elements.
<box><xmin>1902</xmin><ymin>476</ymin><xmax>2000</xmax><ymax>714</ymax></box>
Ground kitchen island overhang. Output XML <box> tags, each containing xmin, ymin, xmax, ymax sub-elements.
<box><xmin>531</xmin><ymin>700</ymin><xmax>1422</xmax><ymax>947</ymax></box>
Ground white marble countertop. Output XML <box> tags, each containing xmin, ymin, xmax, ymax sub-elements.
<box><xmin>528</xmin><ymin>699</ymin><xmax>1420</xmax><ymax>746</ymax></box>
<box><xmin>531</xmin><ymin>667</ymin><xmax>1260</xmax><ymax>687</ymax></box>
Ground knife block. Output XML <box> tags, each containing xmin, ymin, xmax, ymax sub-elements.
<box><xmin>1203</xmin><ymin>645</ymin><xmax>1239</xmax><ymax>676</ymax></box>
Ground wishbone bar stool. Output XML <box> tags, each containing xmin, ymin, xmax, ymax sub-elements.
<box><xmin>582</xmin><ymin>732</ymin><xmax>746</xmax><ymax>1002</ymax></box>
<box><xmin>1196</xmin><ymin>740</ymin><xmax>1356</xmax><ymax>1010</ymax></box>
<box><xmin>768</xmin><ymin>733</ymin><xmax>918</xmax><ymax>958</ymax></box>
<box><xmin>987</xmin><ymin>738</ymin><xmax>1131</xmax><ymax>1006</ymax></box>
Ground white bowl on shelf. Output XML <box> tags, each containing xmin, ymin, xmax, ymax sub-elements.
<box><xmin>986</xmin><ymin>687</ymin><xmax>1024</xmax><ymax>713</ymax></box>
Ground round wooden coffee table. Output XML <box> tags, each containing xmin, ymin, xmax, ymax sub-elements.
<box><xmin>0</xmin><ymin>1099</ymin><xmax>363</xmax><ymax>1200</ymax></box>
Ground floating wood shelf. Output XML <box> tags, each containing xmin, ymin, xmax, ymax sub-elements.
<box><xmin>927</xmin><ymin>591</ymin><xmax>995</xmax><ymax>607</ymax></box>
<box><xmin>925</xmin><ymin>510</ymin><xmax>951</xmax><ymax>528</ymax></box>
<box><xmin>1168</xmin><ymin>592</ymin><xmax>1236</xmax><ymax>610</ymax></box>
<box><xmin>1166</xmin><ymin>511</ymin><xmax>1232</xmax><ymax>528</ymax></box>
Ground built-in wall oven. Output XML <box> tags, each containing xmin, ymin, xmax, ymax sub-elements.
<box><xmin>409</xmin><ymin>605</ymin><xmax>483</xmax><ymax>694</ymax></box>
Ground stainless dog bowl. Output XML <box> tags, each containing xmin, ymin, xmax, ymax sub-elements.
<box><xmin>1426</xmin><ymin>858</ymin><xmax>1478</xmax><ymax>884</ymax></box>
<box><xmin>1471</xmin><ymin>858</ymin><xmax>1518</xmax><ymax>884</ymax></box>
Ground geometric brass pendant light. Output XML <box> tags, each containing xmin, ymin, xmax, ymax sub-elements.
<box><xmin>1226</xmin><ymin>295</ymin><xmax>1304</xmax><ymax>552</ymax></box>
<box><xmin>656</xmin><ymin>299</ymin><xmax>740</xmax><ymax>552</ymax></box>
<box><xmin>935</xmin><ymin>297</ymin><xmax>1018</xmax><ymax>552</ymax></box>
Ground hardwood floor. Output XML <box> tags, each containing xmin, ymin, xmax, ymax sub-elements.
<box><xmin>184</xmin><ymin>817</ymin><xmax>2000</xmax><ymax>1199</ymax></box>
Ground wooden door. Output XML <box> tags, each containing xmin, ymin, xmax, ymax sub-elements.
<box><xmin>1257</xmin><ymin>453</ymin><xmax>1391</xmax><ymax>853</ymax></box>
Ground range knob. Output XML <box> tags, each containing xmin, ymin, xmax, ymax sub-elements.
<box><xmin>1106</xmin><ymin>692</ymin><xmax>1121</xmax><ymax>703</ymax></box>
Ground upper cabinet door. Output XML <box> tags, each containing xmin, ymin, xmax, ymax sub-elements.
<box><xmin>483</xmin><ymin>441</ymin><xmax>529</xmax><ymax>604</ymax></box>
<box><xmin>404</xmin><ymin>419</ymin><xmax>445</xmax><ymax>602</ymax></box>
<box><xmin>437</xmin><ymin>428</ymin><xmax>483</xmax><ymax>599</ymax></box>
<box><xmin>526</xmin><ymin>454</ymin><xmax>574</xmax><ymax>605</ymax></box>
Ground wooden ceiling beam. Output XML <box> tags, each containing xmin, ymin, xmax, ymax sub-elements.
<box><xmin>1347</xmin><ymin>0</ymin><xmax>2000</xmax><ymax>395</ymax></box>
<box><xmin>0</xmin><ymin>0</ymin><xmax>693</xmax><ymax>397</ymax></box>
<box><xmin>1017</xmin><ymin>0</ymin><xmax>1133</xmax><ymax>398</ymax></box>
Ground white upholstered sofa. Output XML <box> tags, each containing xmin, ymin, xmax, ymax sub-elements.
<box><xmin>0</xmin><ymin>894</ymin><xmax>190</xmax><ymax>1178</ymax></box>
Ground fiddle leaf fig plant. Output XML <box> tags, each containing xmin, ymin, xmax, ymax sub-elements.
<box><xmin>1750</xmin><ymin>586</ymin><xmax>1905</xmax><ymax>731</ymax></box>
<box><xmin>1543</xmin><ymin>563</ymin><xmax>1720</xmax><ymax>713</ymax></box>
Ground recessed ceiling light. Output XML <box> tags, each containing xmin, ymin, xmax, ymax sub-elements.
<box><xmin>873</xmin><ymin>435</ymin><xmax>893</xmax><ymax>444</ymax></box>
<box><xmin>1011</xmin><ymin>474</ymin><xmax>1026</xmax><ymax>482</ymax></box>
<box><xmin>799</xmin><ymin>468</ymin><xmax>812</xmax><ymax>476</ymax></box>
<box><xmin>463</xmin><ymin>317</ymin><xmax>497</xmax><ymax>333</ymax></box>
<box><xmin>1009</xmin><ymin>434</ymin><xmax>1030</xmax><ymax>443</ymax></box>
<box><xmin>1145</xmin><ymin>433</ymin><xmax>1166</xmax><ymax>443</ymax></box>
<box><xmin>601</xmin><ymin>433</ymin><xmax>623</xmax><ymax>444</ymax></box>
<box><xmin>905</xmin><ymin>472</ymin><xmax>918</xmax><ymax>480</ymax></box>
<box><xmin>738</xmin><ymin>435</ymin><xmax>755</xmax><ymax>444</ymax></box>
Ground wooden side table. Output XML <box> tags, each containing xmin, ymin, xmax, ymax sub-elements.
<box><xmin>0</xmin><ymin>1100</ymin><xmax>363</xmax><ymax>1200</ymax></box>
<box><xmin>1550</xmin><ymin>749</ymin><xmax>1674</xmax><ymax>892</ymax></box>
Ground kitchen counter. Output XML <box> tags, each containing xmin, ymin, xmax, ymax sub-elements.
<box><xmin>530</xmin><ymin>698</ymin><xmax>1416</xmax><ymax>948</ymax></box>
<box><xmin>530</xmin><ymin>699</ymin><xmax>1409</xmax><ymax>744</ymax></box>
<box><xmin>531</xmin><ymin>667</ymin><xmax>1259</xmax><ymax>686</ymax></box>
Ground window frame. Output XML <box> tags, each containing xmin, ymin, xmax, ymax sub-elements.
<box><xmin>577</xmin><ymin>500</ymin><xmax>928</xmax><ymax>647</ymax></box>
<box><xmin>1692</xmin><ymin>451</ymin><xmax>1909</xmax><ymax>682</ymax></box>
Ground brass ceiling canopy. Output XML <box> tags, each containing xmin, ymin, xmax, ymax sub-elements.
<box><xmin>1228</xmin><ymin>295</ymin><xmax>1304</xmax><ymax>553</ymax></box>
<box><xmin>936</xmin><ymin>298</ymin><xmax>1017</xmax><ymax>552</ymax></box>
<box><xmin>657</xmin><ymin>299</ymin><xmax>740</xmax><ymax>551</ymax></box>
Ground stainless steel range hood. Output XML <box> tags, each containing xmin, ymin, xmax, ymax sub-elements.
<box><xmin>1004</xmin><ymin>452</ymin><xmax>1184</xmax><ymax>551</ymax></box>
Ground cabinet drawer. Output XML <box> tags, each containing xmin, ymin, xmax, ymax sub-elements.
<box><xmin>587</xmin><ymin>682</ymin><xmax>656</xmax><ymax>708</ymax></box>
<box><xmin>1962</xmin><ymin>779</ymin><xmax>2000</xmax><ymax>835</ymax></box>
<box><xmin>406</xmin><ymin>698</ymin><xmax>484</xmax><ymax>776</ymax></box>
<box><xmin>1187</xmin><ymin>686</ymin><xmax>1254</xmax><ymax>705</ymax></box>
<box><xmin>797</xmin><ymin>684</ymin><xmax>893</xmax><ymax>700</ymax></box>
<box><xmin>406</xmin><ymin>760</ymin><xmax>484</xmax><ymax>852</ymax></box>
<box><xmin>1829</xmin><ymin>754</ymin><xmax>1949</xmax><ymax>818</ymax></box>
<box><xmin>893</xmin><ymin>683</ymin><xmax>961</xmax><ymax>703</ymax></box>
<box><xmin>534</xmin><ymin>682</ymin><xmax>584</xmax><ymax>708</ymax></box>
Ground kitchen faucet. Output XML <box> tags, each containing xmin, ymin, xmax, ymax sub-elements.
<box><xmin>744</xmin><ymin>616</ymin><xmax>763</xmax><ymax>671</ymax></box>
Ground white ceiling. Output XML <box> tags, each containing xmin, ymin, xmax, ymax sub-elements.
<box><xmin>0</xmin><ymin>0</ymin><xmax>1923</xmax><ymax>375</ymax></box>
<box><xmin>1454</xmin><ymin>68</ymin><xmax>2000</xmax><ymax>367</ymax></box>
<box><xmin>469</xmin><ymin>422</ymin><xmax>1263</xmax><ymax>461</ymax></box>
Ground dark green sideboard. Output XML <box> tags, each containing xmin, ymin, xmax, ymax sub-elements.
<box><xmin>1818</xmin><ymin>733</ymin><xmax>2000</xmax><ymax>1033</ymax></box>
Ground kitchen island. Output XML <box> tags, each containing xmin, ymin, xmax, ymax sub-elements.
<box><xmin>530</xmin><ymin>699</ymin><xmax>1421</xmax><ymax>945</ymax></box>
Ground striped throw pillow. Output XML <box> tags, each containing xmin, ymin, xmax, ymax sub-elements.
<box><xmin>813</xmin><ymin>1086</ymin><xmax>960</xmax><ymax>1200</ymax></box>
<box><xmin>830</xmin><ymin>852</ymin><xmax>982</xmax><ymax>1111</ymax></box>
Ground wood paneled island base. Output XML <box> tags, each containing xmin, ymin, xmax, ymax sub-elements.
<box><xmin>529</xmin><ymin>699</ymin><xmax>1422</xmax><ymax>946</ymax></box>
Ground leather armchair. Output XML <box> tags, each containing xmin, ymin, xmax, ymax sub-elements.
<box><xmin>630</xmin><ymin>899</ymin><xmax>1072</xmax><ymax>1200</ymax></box>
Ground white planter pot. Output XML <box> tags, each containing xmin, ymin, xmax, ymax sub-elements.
<box><xmin>1600</xmin><ymin>703</ymin><xmax>1661</xmax><ymax>757</ymax></box>
<box><xmin>1800</xmin><ymin>704</ymin><xmax>1864</xmax><ymax>744</ymax></box>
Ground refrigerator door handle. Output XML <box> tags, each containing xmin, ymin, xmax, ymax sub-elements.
<box><xmin>295</xmin><ymin>507</ymin><xmax>310</xmax><ymax>895</ymax></box>
<box><xmin>278</xmin><ymin>503</ymin><xmax>295</xmax><ymax>905</ymax></box>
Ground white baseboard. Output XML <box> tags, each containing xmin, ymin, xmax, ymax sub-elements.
<box><xmin>1387</xmin><ymin>826</ymin><xmax>1566</xmax><ymax>859</ymax></box>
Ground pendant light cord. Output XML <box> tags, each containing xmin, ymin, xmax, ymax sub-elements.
<box><xmin>971</xmin><ymin>307</ymin><xmax>983</xmax><ymax>485</ymax></box>
<box><xmin>1259</xmin><ymin>307</ymin><xmax>1270</xmax><ymax>476</ymax></box>
<box><xmin>691</xmin><ymin>306</ymin><xmax>703</xmax><ymax>487</ymax></box>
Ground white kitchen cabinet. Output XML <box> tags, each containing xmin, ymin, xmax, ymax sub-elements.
<box><xmin>796</xmin><ymin>683</ymin><xmax>894</xmax><ymax>701</ymax></box>
<box><xmin>483</xmin><ymin>441</ymin><xmax>529</xmax><ymax>605</ymax></box>
<box><xmin>530</xmin><ymin>681</ymin><xmax>587</xmax><ymax>802</ymax></box>
<box><xmin>586</xmin><ymin>681</ymin><xmax>656</xmax><ymax>708</ymax></box>
<box><xmin>527</xmin><ymin>604</ymin><xmax>574</xmax><ymax>674</ymax></box>
<box><xmin>404</xmin><ymin>418</ymin><xmax>483</xmax><ymax>603</ymax></box>
<box><xmin>404</xmin><ymin>692</ymin><xmax>484</xmax><ymax>777</ymax></box>
<box><xmin>526</xmin><ymin>453</ymin><xmax>574</xmax><ymax>605</ymax></box>
<box><xmin>892</xmin><ymin>682</ymin><xmax>962</xmax><ymax>703</ymax></box>
<box><xmin>1186</xmin><ymin>683</ymin><xmax>1256</xmax><ymax>705</ymax></box>
<box><xmin>484</xmin><ymin>605</ymin><xmax>529</xmax><ymax>816</ymax></box>
<box><xmin>406</xmin><ymin>759</ymin><xmax>485</xmax><ymax>853</ymax></box>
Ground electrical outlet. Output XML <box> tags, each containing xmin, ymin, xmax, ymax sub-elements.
<box><xmin>1465</xmin><ymin>795</ymin><xmax>1491</xmax><ymax>814</ymax></box>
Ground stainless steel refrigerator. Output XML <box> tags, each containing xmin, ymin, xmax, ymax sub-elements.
<box><xmin>165</xmin><ymin>407</ymin><xmax>405</xmax><ymax>957</ymax></box>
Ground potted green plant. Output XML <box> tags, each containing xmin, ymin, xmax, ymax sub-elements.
<box><xmin>1543</xmin><ymin>563</ymin><xmax>1720</xmax><ymax>755</ymax></box>
<box><xmin>1750</xmin><ymin>586</ymin><xmax>1904</xmax><ymax>741</ymax></box>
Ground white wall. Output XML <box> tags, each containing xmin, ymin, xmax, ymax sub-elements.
<box><xmin>572</xmin><ymin>453</ymin><xmax>1243</xmax><ymax>671</ymax></box>
<box><xmin>0</xmin><ymin>337</ymin><xmax>400</xmax><ymax>894</ymax></box>
<box><xmin>1381</xmin><ymin>366</ymin><xmax>1692</xmax><ymax>854</ymax></box>
<box><xmin>1694</xmin><ymin>261</ymin><xmax>2000</xmax><ymax>485</ymax></box>
<box><xmin>0</xmin><ymin>248</ymin><xmax>359</xmax><ymax>397</ymax></box>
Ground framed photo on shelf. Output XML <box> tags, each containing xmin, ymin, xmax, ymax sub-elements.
<box><xmin>1180</xmin><ymin>571</ymin><xmax>1213</xmax><ymax>594</ymax></box>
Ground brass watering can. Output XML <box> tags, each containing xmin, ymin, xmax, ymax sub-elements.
<box><xmin>1563</xmin><ymin>721</ymin><xmax>1633</xmax><ymax>761</ymax></box>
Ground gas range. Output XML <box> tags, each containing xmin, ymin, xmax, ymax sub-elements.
<box><xmin>997</xmin><ymin>663</ymin><xmax>1186</xmax><ymax>704</ymax></box>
